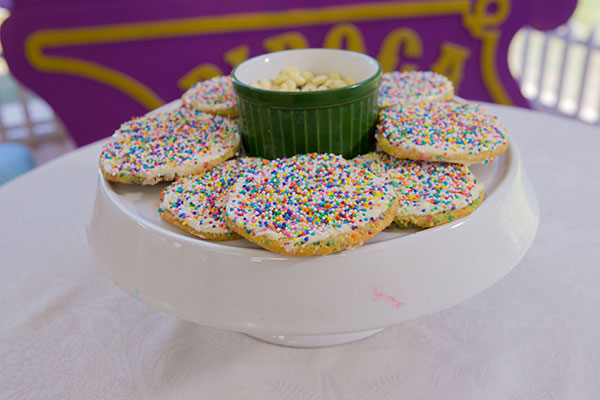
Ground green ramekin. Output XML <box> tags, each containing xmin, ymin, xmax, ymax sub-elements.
<box><xmin>231</xmin><ymin>49</ymin><xmax>382</xmax><ymax>159</ymax></box>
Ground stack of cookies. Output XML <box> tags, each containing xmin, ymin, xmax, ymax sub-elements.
<box><xmin>99</xmin><ymin>79</ymin><xmax>240</xmax><ymax>185</ymax></box>
<box><xmin>99</xmin><ymin>71</ymin><xmax>508</xmax><ymax>257</ymax></box>
<box><xmin>369</xmin><ymin>71</ymin><xmax>508</xmax><ymax>229</ymax></box>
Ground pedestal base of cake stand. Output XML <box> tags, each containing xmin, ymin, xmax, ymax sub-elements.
<box><xmin>246</xmin><ymin>328</ymin><xmax>385</xmax><ymax>348</ymax></box>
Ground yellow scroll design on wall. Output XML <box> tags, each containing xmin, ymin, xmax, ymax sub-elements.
<box><xmin>462</xmin><ymin>0</ymin><xmax>512</xmax><ymax>104</ymax></box>
<box><xmin>25</xmin><ymin>0</ymin><xmax>513</xmax><ymax>110</ymax></box>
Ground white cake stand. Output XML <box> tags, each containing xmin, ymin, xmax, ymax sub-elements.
<box><xmin>88</xmin><ymin>110</ymin><xmax>538</xmax><ymax>348</ymax></box>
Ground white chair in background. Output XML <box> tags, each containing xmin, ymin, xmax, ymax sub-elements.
<box><xmin>0</xmin><ymin>81</ymin><xmax>66</xmax><ymax>144</ymax></box>
<box><xmin>511</xmin><ymin>21</ymin><xmax>600</xmax><ymax>125</ymax></box>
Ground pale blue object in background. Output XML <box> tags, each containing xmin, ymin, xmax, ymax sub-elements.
<box><xmin>0</xmin><ymin>0</ymin><xmax>14</xmax><ymax>10</ymax></box>
<box><xmin>0</xmin><ymin>142</ymin><xmax>34</xmax><ymax>185</ymax></box>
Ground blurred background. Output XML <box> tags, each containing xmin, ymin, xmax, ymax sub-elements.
<box><xmin>0</xmin><ymin>0</ymin><xmax>597</xmax><ymax>181</ymax></box>
<box><xmin>0</xmin><ymin>6</ymin><xmax>72</xmax><ymax>166</ymax></box>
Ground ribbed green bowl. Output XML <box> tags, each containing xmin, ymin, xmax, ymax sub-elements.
<box><xmin>231</xmin><ymin>49</ymin><xmax>382</xmax><ymax>159</ymax></box>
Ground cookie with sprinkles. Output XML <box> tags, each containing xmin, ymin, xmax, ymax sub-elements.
<box><xmin>99</xmin><ymin>106</ymin><xmax>240</xmax><ymax>185</ymax></box>
<box><xmin>378</xmin><ymin>71</ymin><xmax>454</xmax><ymax>108</ymax></box>
<box><xmin>376</xmin><ymin>101</ymin><xmax>509</xmax><ymax>165</ymax></box>
<box><xmin>182</xmin><ymin>75</ymin><xmax>237</xmax><ymax>116</ymax></box>
<box><xmin>352</xmin><ymin>152</ymin><xmax>485</xmax><ymax>228</ymax></box>
<box><xmin>158</xmin><ymin>157</ymin><xmax>268</xmax><ymax>240</ymax></box>
<box><xmin>224</xmin><ymin>153</ymin><xmax>398</xmax><ymax>256</ymax></box>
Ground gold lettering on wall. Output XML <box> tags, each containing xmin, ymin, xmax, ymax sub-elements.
<box><xmin>25</xmin><ymin>1</ymin><xmax>517</xmax><ymax>109</ymax></box>
<box><xmin>263</xmin><ymin>32</ymin><xmax>309</xmax><ymax>52</ymax></box>
<box><xmin>400</xmin><ymin>63</ymin><xmax>419</xmax><ymax>72</ymax></box>
<box><xmin>430</xmin><ymin>42</ymin><xmax>470</xmax><ymax>91</ymax></box>
<box><xmin>377</xmin><ymin>28</ymin><xmax>422</xmax><ymax>73</ymax></box>
<box><xmin>223</xmin><ymin>45</ymin><xmax>250</xmax><ymax>68</ymax></box>
<box><xmin>177</xmin><ymin>63</ymin><xmax>223</xmax><ymax>90</ymax></box>
<box><xmin>323</xmin><ymin>23</ymin><xmax>366</xmax><ymax>53</ymax></box>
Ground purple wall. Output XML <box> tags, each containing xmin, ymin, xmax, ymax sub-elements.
<box><xmin>1</xmin><ymin>0</ymin><xmax>577</xmax><ymax>145</ymax></box>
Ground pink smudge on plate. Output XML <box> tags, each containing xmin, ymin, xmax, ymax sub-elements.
<box><xmin>372</xmin><ymin>286</ymin><xmax>404</xmax><ymax>309</ymax></box>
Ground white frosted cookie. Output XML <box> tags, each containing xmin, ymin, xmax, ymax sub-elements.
<box><xmin>182</xmin><ymin>75</ymin><xmax>237</xmax><ymax>116</ymax></box>
<box><xmin>224</xmin><ymin>153</ymin><xmax>398</xmax><ymax>256</ymax></box>
<box><xmin>99</xmin><ymin>106</ymin><xmax>240</xmax><ymax>185</ymax></box>
<box><xmin>352</xmin><ymin>152</ymin><xmax>485</xmax><ymax>228</ymax></box>
<box><xmin>158</xmin><ymin>157</ymin><xmax>268</xmax><ymax>240</ymax></box>
<box><xmin>376</xmin><ymin>101</ymin><xmax>509</xmax><ymax>165</ymax></box>
<box><xmin>378</xmin><ymin>71</ymin><xmax>454</xmax><ymax>108</ymax></box>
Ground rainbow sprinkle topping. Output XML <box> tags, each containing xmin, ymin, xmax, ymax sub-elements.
<box><xmin>377</xmin><ymin>102</ymin><xmax>508</xmax><ymax>160</ymax></box>
<box><xmin>159</xmin><ymin>157</ymin><xmax>268</xmax><ymax>236</ymax></box>
<box><xmin>378</xmin><ymin>71</ymin><xmax>453</xmax><ymax>108</ymax></box>
<box><xmin>99</xmin><ymin>106</ymin><xmax>240</xmax><ymax>184</ymax></box>
<box><xmin>182</xmin><ymin>75</ymin><xmax>236</xmax><ymax>112</ymax></box>
<box><xmin>353</xmin><ymin>152</ymin><xmax>483</xmax><ymax>216</ymax></box>
<box><xmin>225</xmin><ymin>153</ymin><xmax>396</xmax><ymax>247</ymax></box>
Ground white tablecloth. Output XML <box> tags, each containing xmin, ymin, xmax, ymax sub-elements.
<box><xmin>2</xmin><ymin>104</ymin><xmax>599</xmax><ymax>399</ymax></box>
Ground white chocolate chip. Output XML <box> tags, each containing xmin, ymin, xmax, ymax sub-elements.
<box><xmin>285</xmin><ymin>79</ymin><xmax>297</xmax><ymax>91</ymax></box>
<box><xmin>282</xmin><ymin>67</ymin><xmax>300</xmax><ymax>77</ymax></box>
<box><xmin>254</xmin><ymin>68</ymin><xmax>357</xmax><ymax>91</ymax></box>
<box><xmin>301</xmin><ymin>71</ymin><xmax>314</xmax><ymax>81</ymax></box>
<box><xmin>312</xmin><ymin>75</ymin><xmax>327</xmax><ymax>85</ymax></box>
<box><xmin>290</xmin><ymin>75</ymin><xmax>306</xmax><ymax>86</ymax></box>
<box><xmin>258</xmin><ymin>78</ymin><xmax>272</xmax><ymax>89</ymax></box>
<box><xmin>273</xmin><ymin>75</ymin><xmax>288</xmax><ymax>85</ymax></box>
